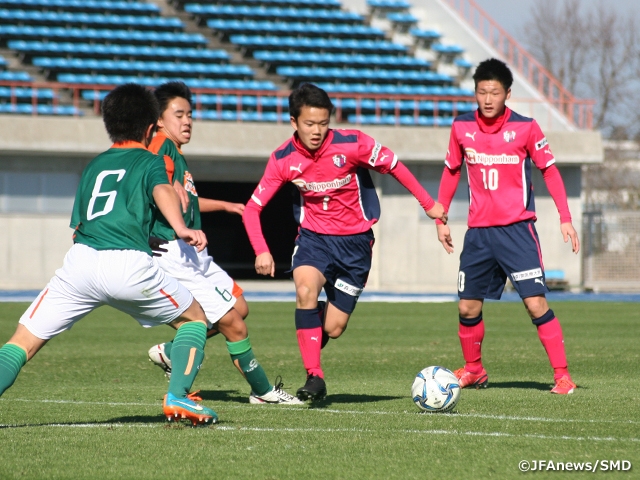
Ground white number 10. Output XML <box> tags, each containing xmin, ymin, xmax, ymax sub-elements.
<box><xmin>480</xmin><ymin>168</ymin><xmax>499</xmax><ymax>190</ymax></box>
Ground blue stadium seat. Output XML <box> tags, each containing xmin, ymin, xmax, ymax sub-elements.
<box><xmin>185</xmin><ymin>4</ymin><xmax>362</xmax><ymax>24</ymax></box>
<box><xmin>0</xmin><ymin>9</ymin><xmax>184</xmax><ymax>30</ymax></box>
<box><xmin>0</xmin><ymin>0</ymin><xmax>160</xmax><ymax>15</ymax></box>
<box><xmin>0</xmin><ymin>25</ymin><xmax>208</xmax><ymax>46</ymax></box>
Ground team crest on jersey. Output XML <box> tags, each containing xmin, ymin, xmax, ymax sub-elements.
<box><xmin>332</xmin><ymin>154</ymin><xmax>347</xmax><ymax>168</ymax></box>
<box><xmin>183</xmin><ymin>171</ymin><xmax>198</xmax><ymax>196</ymax></box>
<box><xmin>503</xmin><ymin>131</ymin><xmax>516</xmax><ymax>143</ymax></box>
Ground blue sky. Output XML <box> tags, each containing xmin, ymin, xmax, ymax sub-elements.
<box><xmin>473</xmin><ymin>0</ymin><xmax>638</xmax><ymax>42</ymax></box>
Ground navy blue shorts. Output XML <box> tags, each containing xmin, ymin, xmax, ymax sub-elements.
<box><xmin>290</xmin><ymin>228</ymin><xmax>375</xmax><ymax>314</ymax></box>
<box><xmin>458</xmin><ymin>221</ymin><xmax>550</xmax><ymax>300</ymax></box>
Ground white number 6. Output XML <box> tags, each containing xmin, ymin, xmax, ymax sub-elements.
<box><xmin>87</xmin><ymin>170</ymin><xmax>126</xmax><ymax>220</ymax></box>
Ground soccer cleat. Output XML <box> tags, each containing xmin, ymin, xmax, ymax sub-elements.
<box><xmin>296</xmin><ymin>374</ymin><xmax>327</xmax><ymax>401</ymax></box>
<box><xmin>163</xmin><ymin>392</ymin><xmax>218</xmax><ymax>426</ymax></box>
<box><xmin>250</xmin><ymin>377</ymin><xmax>304</xmax><ymax>405</ymax></box>
<box><xmin>454</xmin><ymin>367</ymin><xmax>488</xmax><ymax>389</ymax></box>
<box><xmin>148</xmin><ymin>343</ymin><xmax>172</xmax><ymax>379</ymax></box>
<box><xmin>550</xmin><ymin>375</ymin><xmax>576</xmax><ymax>394</ymax></box>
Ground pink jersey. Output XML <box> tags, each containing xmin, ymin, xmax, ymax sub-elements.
<box><xmin>441</xmin><ymin>107</ymin><xmax>571</xmax><ymax>227</ymax></box>
<box><xmin>244</xmin><ymin>128</ymin><xmax>435</xmax><ymax>255</ymax></box>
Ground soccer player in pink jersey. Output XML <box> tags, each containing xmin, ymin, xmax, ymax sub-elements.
<box><xmin>243</xmin><ymin>83</ymin><xmax>447</xmax><ymax>400</ymax></box>
<box><xmin>436</xmin><ymin>58</ymin><xmax>580</xmax><ymax>394</ymax></box>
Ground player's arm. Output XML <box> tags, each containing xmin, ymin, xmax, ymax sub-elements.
<box><xmin>528</xmin><ymin>123</ymin><xmax>580</xmax><ymax>254</ymax></box>
<box><xmin>198</xmin><ymin>198</ymin><xmax>245</xmax><ymax>215</ymax></box>
<box><xmin>242</xmin><ymin>156</ymin><xmax>286</xmax><ymax>277</ymax></box>
<box><xmin>435</xmin><ymin>126</ymin><xmax>464</xmax><ymax>253</ymax></box>
<box><xmin>153</xmin><ymin>184</ymin><xmax>207</xmax><ymax>252</ymax></box>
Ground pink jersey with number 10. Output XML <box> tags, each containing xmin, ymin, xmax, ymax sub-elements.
<box><xmin>443</xmin><ymin>107</ymin><xmax>571</xmax><ymax>228</ymax></box>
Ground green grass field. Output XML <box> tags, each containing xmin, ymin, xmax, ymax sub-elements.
<box><xmin>0</xmin><ymin>301</ymin><xmax>638</xmax><ymax>479</ymax></box>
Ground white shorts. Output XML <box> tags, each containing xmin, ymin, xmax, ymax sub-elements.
<box><xmin>155</xmin><ymin>239</ymin><xmax>243</xmax><ymax>324</ymax></box>
<box><xmin>19</xmin><ymin>243</ymin><xmax>196</xmax><ymax>340</ymax></box>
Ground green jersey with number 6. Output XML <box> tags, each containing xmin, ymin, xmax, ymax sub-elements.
<box><xmin>70</xmin><ymin>142</ymin><xmax>170</xmax><ymax>255</ymax></box>
<box><xmin>148</xmin><ymin>132</ymin><xmax>201</xmax><ymax>241</ymax></box>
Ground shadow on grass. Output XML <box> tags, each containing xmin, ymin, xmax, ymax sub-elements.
<box><xmin>488</xmin><ymin>381</ymin><xmax>552</xmax><ymax>391</ymax></box>
<box><xmin>0</xmin><ymin>415</ymin><xmax>167</xmax><ymax>428</ymax></box>
<box><xmin>309</xmin><ymin>393</ymin><xmax>403</xmax><ymax>408</ymax></box>
<box><xmin>196</xmin><ymin>389</ymin><xmax>248</xmax><ymax>403</ymax></box>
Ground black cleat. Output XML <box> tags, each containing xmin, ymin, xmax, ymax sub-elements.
<box><xmin>296</xmin><ymin>374</ymin><xmax>327</xmax><ymax>401</ymax></box>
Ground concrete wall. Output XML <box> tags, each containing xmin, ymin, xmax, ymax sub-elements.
<box><xmin>0</xmin><ymin>115</ymin><xmax>602</xmax><ymax>291</ymax></box>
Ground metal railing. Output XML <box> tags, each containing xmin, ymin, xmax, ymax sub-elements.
<box><xmin>443</xmin><ymin>0</ymin><xmax>594</xmax><ymax>129</ymax></box>
<box><xmin>0</xmin><ymin>80</ymin><xmax>590</xmax><ymax>130</ymax></box>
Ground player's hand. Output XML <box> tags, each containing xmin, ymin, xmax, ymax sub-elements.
<box><xmin>255</xmin><ymin>252</ymin><xmax>275</xmax><ymax>277</ymax></box>
<box><xmin>224</xmin><ymin>202</ymin><xmax>245</xmax><ymax>216</ymax></box>
<box><xmin>425</xmin><ymin>202</ymin><xmax>447</xmax><ymax>224</ymax></box>
<box><xmin>561</xmin><ymin>222</ymin><xmax>580</xmax><ymax>254</ymax></box>
<box><xmin>437</xmin><ymin>223</ymin><xmax>454</xmax><ymax>253</ymax></box>
<box><xmin>176</xmin><ymin>227</ymin><xmax>207</xmax><ymax>252</ymax></box>
<box><xmin>148</xmin><ymin>236</ymin><xmax>168</xmax><ymax>257</ymax></box>
<box><xmin>173</xmin><ymin>180</ymin><xmax>189</xmax><ymax>213</ymax></box>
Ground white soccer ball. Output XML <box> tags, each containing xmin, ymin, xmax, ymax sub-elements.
<box><xmin>411</xmin><ymin>366</ymin><xmax>461</xmax><ymax>413</ymax></box>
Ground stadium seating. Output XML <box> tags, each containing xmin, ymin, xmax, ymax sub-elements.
<box><xmin>0</xmin><ymin>0</ymin><xmax>475</xmax><ymax>122</ymax></box>
<box><xmin>0</xmin><ymin>0</ymin><xmax>160</xmax><ymax>15</ymax></box>
<box><xmin>9</xmin><ymin>41</ymin><xmax>230</xmax><ymax>63</ymax></box>
<box><xmin>185</xmin><ymin>4</ymin><xmax>362</xmax><ymax>24</ymax></box>
<box><xmin>0</xmin><ymin>10</ymin><xmax>183</xmax><ymax>30</ymax></box>
<box><xmin>208</xmin><ymin>19</ymin><xmax>385</xmax><ymax>40</ymax></box>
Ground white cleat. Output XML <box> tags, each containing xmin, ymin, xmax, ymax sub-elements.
<box><xmin>250</xmin><ymin>377</ymin><xmax>304</xmax><ymax>405</ymax></box>
<box><xmin>148</xmin><ymin>343</ymin><xmax>172</xmax><ymax>379</ymax></box>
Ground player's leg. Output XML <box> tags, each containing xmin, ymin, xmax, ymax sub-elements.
<box><xmin>293</xmin><ymin>263</ymin><xmax>327</xmax><ymax>379</ymax></box>
<box><xmin>111</xmin><ymin>249</ymin><xmax>215</xmax><ymax>424</ymax></box>
<box><xmin>1</xmin><ymin>244</ymin><xmax>101</xmax><ymax>397</ymax></box>
<box><xmin>497</xmin><ymin>221</ymin><xmax>575</xmax><ymax>394</ymax></box>
<box><xmin>215</xmin><ymin>308</ymin><xmax>302</xmax><ymax>405</ymax></box>
<box><xmin>455</xmin><ymin>298</ymin><xmax>488</xmax><ymax>388</ymax></box>
<box><xmin>148</xmin><ymin>240</ymin><xmax>245</xmax><ymax>376</ymax></box>
<box><xmin>454</xmin><ymin>228</ymin><xmax>503</xmax><ymax>389</ymax></box>
<box><xmin>523</xmin><ymin>295</ymin><xmax>575</xmax><ymax>394</ymax></box>
<box><xmin>0</xmin><ymin>324</ymin><xmax>46</xmax><ymax>395</ymax></box>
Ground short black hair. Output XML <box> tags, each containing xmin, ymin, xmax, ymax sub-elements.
<box><xmin>289</xmin><ymin>83</ymin><xmax>334</xmax><ymax>119</ymax></box>
<box><xmin>102</xmin><ymin>83</ymin><xmax>159</xmax><ymax>143</ymax></box>
<box><xmin>472</xmin><ymin>58</ymin><xmax>513</xmax><ymax>91</ymax></box>
<box><xmin>154</xmin><ymin>81</ymin><xmax>192</xmax><ymax>113</ymax></box>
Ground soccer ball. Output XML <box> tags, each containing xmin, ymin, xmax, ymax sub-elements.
<box><xmin>411</xmin><ymin>366</ymin><xmax>460</xmax><ymax>413</ymax></box>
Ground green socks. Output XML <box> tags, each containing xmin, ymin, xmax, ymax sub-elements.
<box><xmin>167</xmin><ymin>322</ymin><xmax>206</xmax><ymax>398</ymax></box>
<box><xmin>0</xmin><ymin>344</ymin><xmax>28</xmax><ymax>396</ymax></box>
<box><xmin>161</xmin><ymin>325</ymin><xmax>220</xmax><ymax>360</ymax></box>
<box><xmin>227</xmin><ymin>337</ymin><xmax>271</xmax><ymax>396</ymax></box>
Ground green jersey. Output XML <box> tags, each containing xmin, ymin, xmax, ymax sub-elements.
<box><xmin>149</xmin><ymin>132</ymin><xmax>201</xmax><ymax>241</ymax></box>
<box><xmin>70</xmin><ymin>142</ymin><xmax>170</xmax><ymax>255</ymax></box>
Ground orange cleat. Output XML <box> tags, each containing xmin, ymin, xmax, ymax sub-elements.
<box><xmin>550</xmin><ymin>375</ymin><xmax>576</xmax><ymax>395</ymax></box>
<box><xmin>453</xmin><ymin>367</ymin><xmax>488</xmax><ymax>389</ymax></box>
<box><xmin>163</xmin><ymin>393</ymin><xmax>218</xmax><ymax>426</ymax></box>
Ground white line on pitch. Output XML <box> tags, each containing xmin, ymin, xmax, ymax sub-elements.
<box><xmin>2</xmin><ymin>397</ymin><xmax>638</xmax><ymax>426</ymax></box>
<box><xmin>0</xmin><ymin>422</ymin><xmax>637</xmax><ymax>443</ymax></box>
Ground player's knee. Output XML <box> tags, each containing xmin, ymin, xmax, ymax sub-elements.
<box><xmin>523</xmin><ymin>296</ymin><xmax>549</xmax><ymax>319</ymax></box>
<box><xmin>295</xmin><ymin>284</ymin><xmax>318</xmax><ymax>308</ymax></box>
<box><xmin>326</xmin><ymin>324</ymin><xmax>346</xmax><ymax>338</ymax></box>
<box><xmin>458</xmin><ymin>301</ymin><xmax>482</xmax><ymax>319</ymax></box>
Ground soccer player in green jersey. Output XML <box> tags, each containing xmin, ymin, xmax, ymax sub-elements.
<box><xmin>146</xmin><ymin>81</ymin><xmax>301</xmax><ymax>404</ymax></box>
<box><xmin>0</xmin><ymin>83</ymin><xmax>219</xmax><ymax>425</ymax></box>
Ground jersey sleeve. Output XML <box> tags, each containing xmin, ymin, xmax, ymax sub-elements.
<box><xmin>243</xmin><ymin>154</ymin><xmax>287</xmax><ymax>255</ymax></box>
<box><xmin>527</xmin><ymin>120</ymin><xmax>556</xmax><ymax>169</ymax></box>
<box><xmin>444</xmin><ymin>122</ymin><xmax>464</xmax><ymax>171</ymax></box>
<box><xmin>356</xmin><ymin>131</ymin><xmax>398</xmax><ymax>173</ymax></box>
<box><xmin>163</xmin><ymin>155</ymin><xmax>175</xmax><ymax>183</ymax></box>
<box><xmin>146</xmin><ymin>154</ymin><xmax>171</xmax><ymax>199</ymax></box>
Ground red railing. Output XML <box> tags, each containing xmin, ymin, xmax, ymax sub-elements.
<box><xmin>443</xmin><ymin>0</ymin><xmax>594</xmax><ymax>129</ymax></box>
<box><xmin>0</xmin><ymin>80</ymin><xmax>591</xmax><ymax>130</ymax></box>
